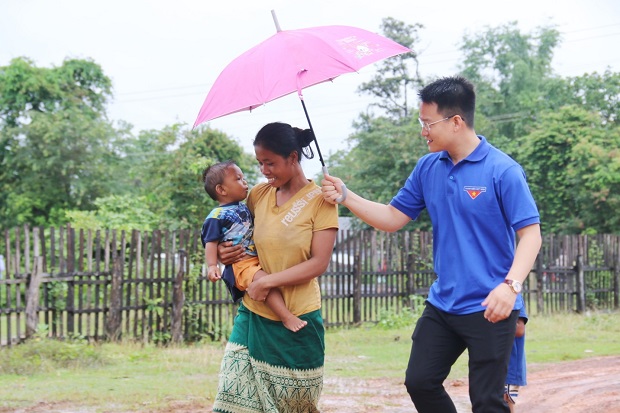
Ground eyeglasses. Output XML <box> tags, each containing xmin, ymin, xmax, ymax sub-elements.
<box><xmin>418</xmin><ymin>115</ymin><xmax>456</xmax><ymax>132</ymax></box>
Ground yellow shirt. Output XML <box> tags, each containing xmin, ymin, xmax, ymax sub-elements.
<box><xmin>244</xmin><ymin>180</ymin><xmax>338</xmax><ymax>320</ymax></box>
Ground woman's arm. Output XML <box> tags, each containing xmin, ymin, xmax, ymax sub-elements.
<box><xmin>246</xmin><ymin>228</ymin><xmax>337</xmax><ymax>301</ymax></box>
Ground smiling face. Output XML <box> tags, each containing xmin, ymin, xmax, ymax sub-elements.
<box><xmin>254</xmin><ymin>144</ymin><xmax>297</xmax><ymax>188</ymax></box>
<box><xmin>418</xmin><ymin>101</ymin><xmax>458</xmax><ymax>153</ymax></box>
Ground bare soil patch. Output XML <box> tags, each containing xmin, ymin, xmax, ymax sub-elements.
<box><xmin>319</xmin><ymin>355</ymin><xmax>620</xmax><ymax>413</ymax></box>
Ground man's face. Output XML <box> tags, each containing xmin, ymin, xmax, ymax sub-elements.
<box><xmin>418</xmin><ymin>102</ymin><xmax>455</xmax><ymax>153</ymax></box>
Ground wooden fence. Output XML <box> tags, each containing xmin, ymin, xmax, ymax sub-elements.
<box><xmin>1</xmin><ymin>226</ymin><xmax>618</xmax><ymax>346</ymax></box>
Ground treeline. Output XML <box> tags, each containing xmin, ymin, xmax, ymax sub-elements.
<box><xmin>1</xmin><ymin>20</ymin><xmax>619</xmax><ymax>235</ymax></box>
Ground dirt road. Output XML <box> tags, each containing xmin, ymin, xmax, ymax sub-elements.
<box><xmin>319</xmin><ymin>355</ymin><xmax>620</xmax><ymax>413</ymax></box>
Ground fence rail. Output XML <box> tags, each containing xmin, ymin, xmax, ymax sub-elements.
<box><xmin>1</xmin><ymin>226</ymin><xmax>618</xmax><ymax>346</ymax></box>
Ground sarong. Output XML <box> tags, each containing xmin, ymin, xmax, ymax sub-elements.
<box><xmin>213</xmin><ymin>304</ymin><xmax>325</xmax><ymax>413</ymax></box>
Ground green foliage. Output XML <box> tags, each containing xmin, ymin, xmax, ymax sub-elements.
<box><xmin>0</xmin><ymin>57</ymin><xmax>260</xmax><ymax>232</ymax></box>
<box><xmin>66</xmin><ymin>195</ymin><xmax>159</xmax><ymax>231</ymax></box>
<box><xmin>144</xmin><ymin>296</ymin><xmax>171</xmax><ymax>346</ymax></box>
<box><xmin>117</xmin><ymin>124</ymin><xmax>258</xmax><ymax>229</ymax></box>
<box><xmin>459</xmin><ymin>21</ymin><xmax>561</xmax><ymax>152</ymax></box>
<box><xmin>3</xmin><ymin>21</ymin><xmax>620</xmax><ymax>234</ymax></box>
<box><xmin>0</xmin><ymin>58</ymin><xmax>125</xmax><ymax>228</ymax></box>
<box><xmin>357</xmin><ymin>17</ymin><xmax>424</xmax><ymax>120</ymax></box>
<box><xmin>46</xmin><ymin>281</ymin><xmax>68</xmax><ymax>312</ymax></box>
<box><xmin>0</xmin><ymin>57</ymin><xmax>111</xmax><ymax>128</ymax></box>
<box><xmin>375</xmin><ymin>295</ymin><xmax>426</xmax><ymax>330</ymax></box>
<box><xmin>518</xmin><ymin>106</ymin><xmax>620</xmax><ymax>233</ymax></box>
<box><xmin>327</xmin><ymin>115</ymin><xmax>431</xmax><ymax>229</ymax></box>
<box><xmin>0</xmin><ymin>327</ymin><xmax>108</xmax><ymax>375</ymax></box>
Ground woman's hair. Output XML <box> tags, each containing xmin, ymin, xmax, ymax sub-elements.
<box><xmin>253</xmin><ymin>122</ymin><xmax>315</xmax><ymax>162</ymax></box>
<box><xmin>202</xmin><ymin>160</ymin><xmax>236</xmax><ymax>201</ymax></box>
<box><xmin>418</xmin><ymin>76</ymin><xmax>476</xmax><ymax>128</ymax></box>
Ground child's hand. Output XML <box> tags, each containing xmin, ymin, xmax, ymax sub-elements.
<box><xmin>207</xmin><ymin>265</ymin><xmax>221</xmax><ymax>282</ymax></box>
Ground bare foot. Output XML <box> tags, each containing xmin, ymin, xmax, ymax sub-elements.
<box><xmin>282</xmin><ymin>315</ymin><xmax>308</xmax><ymax>332</ymax></box>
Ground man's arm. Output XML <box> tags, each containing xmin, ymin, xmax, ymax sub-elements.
<box><xmin>322</xmin><ymin>173</ymin><xmax>410</xmax><ymax>232</ymax></box>
<box><xmin>482</xmin><ymin>223</ymin><xmax>542</xmax><ymax>323</ymax></box>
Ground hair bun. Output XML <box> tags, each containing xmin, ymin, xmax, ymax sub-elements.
<box><xmin>293</xmin><ymin>127</ymin><xmax>315</xmax><ymax>148</ymax></box>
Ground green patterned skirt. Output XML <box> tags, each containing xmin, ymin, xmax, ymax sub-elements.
<box><xmin>213</xmin><ymin>304</ymin><xmax>325</xmax><ymax>413</ymax></box>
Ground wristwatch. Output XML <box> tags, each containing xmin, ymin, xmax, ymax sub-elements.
<box><xmin>504</xmin><ymin>279</ymin><xmax>523</xmax><ymax>294</ymax></box>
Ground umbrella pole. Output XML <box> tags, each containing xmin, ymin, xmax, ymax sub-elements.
<box><xmin>300</xmin><ymin>99</ymin><xmax>347</xmax><ymax>203</ymax></box>
<box><xmin>299</xmin><ymin>99</ymin><xmax>326</xmax><ymax>167</ymax></box>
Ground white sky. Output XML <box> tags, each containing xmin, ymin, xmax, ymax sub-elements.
<box><xmin>1</xmin><ymin>0</ymin><xmax>619</xmax><ymax>178</ymax></box>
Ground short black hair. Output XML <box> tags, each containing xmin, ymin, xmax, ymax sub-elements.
<box><xmin>202</xmin><ymin>160</ymin><xmax>236</xmax><ymax>201</ymax></box>
<box><xmin>418</xmin><ymin>76</ymin><xmax>476</xmax><ymax>128</ymax></box>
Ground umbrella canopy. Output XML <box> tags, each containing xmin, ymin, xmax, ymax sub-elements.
<box><xmin>193</xmin><ymin>11</ymin><xmax>411</xmax><ymax>169</ymax></box>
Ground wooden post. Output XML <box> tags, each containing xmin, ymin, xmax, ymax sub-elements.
<box><xmin>66</xmin><ymin>225</ymin><xmax>75</xmax><ymax>336</ymax></box>
<box><xmin>171</xmin><ymin>250</ymin><xmax>186</xmax><ymax>344</ymax></box>
<box><xmin>406</xmin><ymin>252</ymin><xmax>415</xmax><ymax>309</ymax></box>
<box><xmin>535</xmin><ymin>254</ymin><xmax>545</xmax><ymax>315</ymax></box>
<box><xmin>106</xmin><ymin>254</ymin><xmax>123</xmax><ymax>341</ymax></box>
<box><xmin>353</xmin><ymin>252</ymin><xmax>361</xmax><ymax>325</ymax></box>
<box><xmin>614</xmin><ymin>236</ymin><xmax>619</xmax><ymax>310</ymax></box>
<box><xmin>575</xmin><ymin>255</ymin><xmax>586</xmax><ymax>313</ymax></box>
<box><xmin>26</xmin><ymin>256</ymin><xmax>44</xmax><ymax>338</ymax></box>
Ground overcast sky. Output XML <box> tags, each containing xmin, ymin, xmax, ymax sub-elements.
<box><xmin>2</xmin><ymin>0</ymin><xmax>619</xmax><ymax>177</ymax></box>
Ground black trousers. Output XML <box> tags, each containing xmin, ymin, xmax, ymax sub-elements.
<box><xmin>404</xmin><ymin>302</ymin><xmax>518</xmax><ymax>413</ymax></box>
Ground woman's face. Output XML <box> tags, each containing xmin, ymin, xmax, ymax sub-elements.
<box><xmin>254</xmin><ymin>144</ymin><xmax>296</xmax><ymax>188</ymax></box>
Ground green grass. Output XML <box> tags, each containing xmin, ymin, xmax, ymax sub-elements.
<box><xmin>0</xmin><ymin>312</ymin><xmax>618</xmax><ymax>412</ymax></box>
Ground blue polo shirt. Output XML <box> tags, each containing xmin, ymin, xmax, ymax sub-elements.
<box><xmin>390</xmin><ymin>136</ymin><xmax>540</xmax><ymax>315</ymax></box>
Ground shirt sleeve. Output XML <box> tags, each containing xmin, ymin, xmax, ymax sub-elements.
<box><xmin>313</xmin><ymin>197</ymin><xmax>339</xmax><ymax>232</ymax></box>
<box><xmin>200</xmin><ymin>217</ymin><xmax>222</xmax><ymax>247</ymax></box>
<box><xmin>498</xmin><ymin>165</ymin><xmax>540</xmax><ymax>231</ymax></box>
<box><xmin>390</xmin><ymin>162</ymin><xmax>427</xmax><ymax>221</ymax></box>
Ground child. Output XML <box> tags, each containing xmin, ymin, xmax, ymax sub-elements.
<box><xmin>200</xmin><ymin>161</ymin><xmax>307</xmax><ymax>332</ymax></box>
<box><xmin>505</xmin><ymin>306</ymin><xmax>528</xmax><ymax>412</ymax></box>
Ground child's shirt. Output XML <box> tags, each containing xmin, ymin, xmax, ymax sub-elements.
<box><xmin>200</xmin><ymin>201</ymin><xmax>257</xmax><ymax>256</ymax></box>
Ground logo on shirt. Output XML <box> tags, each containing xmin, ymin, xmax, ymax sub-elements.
<box><xmin>280</xmin><ymin>188</ymin><xmax>322</xmax><ymax>226</ymax></box>
<box><xmin>464</xmin><ymin>186</ymin><xmax>486</xmax><ymax>199</ymax></box>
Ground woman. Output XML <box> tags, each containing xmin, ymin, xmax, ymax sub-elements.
<box><xmin>212</xmin><ymin>122</ymin><xmax>338</xmax><ymax>413</ymax></box>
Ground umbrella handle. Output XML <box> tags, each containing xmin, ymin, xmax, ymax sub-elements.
<box><xmin>322</xmin><ymin>166</ymin><xmax>347</xmax><ymax>204</ymax></box>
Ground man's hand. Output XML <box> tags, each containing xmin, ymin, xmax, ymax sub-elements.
<box><xmin>217</xmin><ymin>241</ymin><xmax>245</xmax><ymax>266</ymax></box>
<box><xmin>481</xmin><ymin>283</ymin><xmax>517</xmax><ymax>323</ymax></box>
<box><xmin>321</xmin><ymin>173</ymin><xmax>345</xmax><ymax>205</ymax></box>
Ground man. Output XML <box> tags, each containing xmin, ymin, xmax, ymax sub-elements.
<box><xmin>322</xmin><ymin>76</ymin><xmax>541</xmax><ymax>412</ymax></box>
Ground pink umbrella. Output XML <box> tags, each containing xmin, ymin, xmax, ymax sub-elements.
<box><xmin>193</xmin><ymin>10</ymin><xmax>410</xmax><ymax>173</ymax></box>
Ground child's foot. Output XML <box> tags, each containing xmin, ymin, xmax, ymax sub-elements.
<box><xmin>282</xmin><ymin>315</ymin><xmax>308</xmax><ymax>332</ymax></box>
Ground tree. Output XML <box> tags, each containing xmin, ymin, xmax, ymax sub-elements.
<box><xmin>118</xmin><ymin>125</ymin><xmax>259</xmax><ymax>229</ymax></box>
<box><xmin>357</xmin><ymin>17</ymin><xmax>423</xmax><ymax>121</ymax></box>
<box><xmin>0</xmin><ymin>57</ymin><xmax>112</xmax><ymax>128</ymax></box>
<box><xmin>458</xmin><ymin>22</ymin><xmax>561</xmax><ymax>154</ymax></box>
<box><xmin>0</xmin><ymin>58</ymin><xmax>121</xmax><ymax>228</ymax></box>
<box><xmin>518</xmin><ymin>105</ymin><xmax>620</xmax><ymax>233</ymax></box>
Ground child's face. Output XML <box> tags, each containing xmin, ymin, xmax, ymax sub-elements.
<box><xmin>221</xmin><ymin>164</ymin><xmax>249</xmax><ymax>201</ymax></box>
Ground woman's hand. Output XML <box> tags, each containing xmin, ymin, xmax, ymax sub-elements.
<box><xmin>246</xmin><ymin>277</ymin><xmax>269</xmax><ymax>302</ymax></box>
<box><xmin>217</xmin><ymin>241</ymin><xmax>246</xmax><ymax>265</ymax></box>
